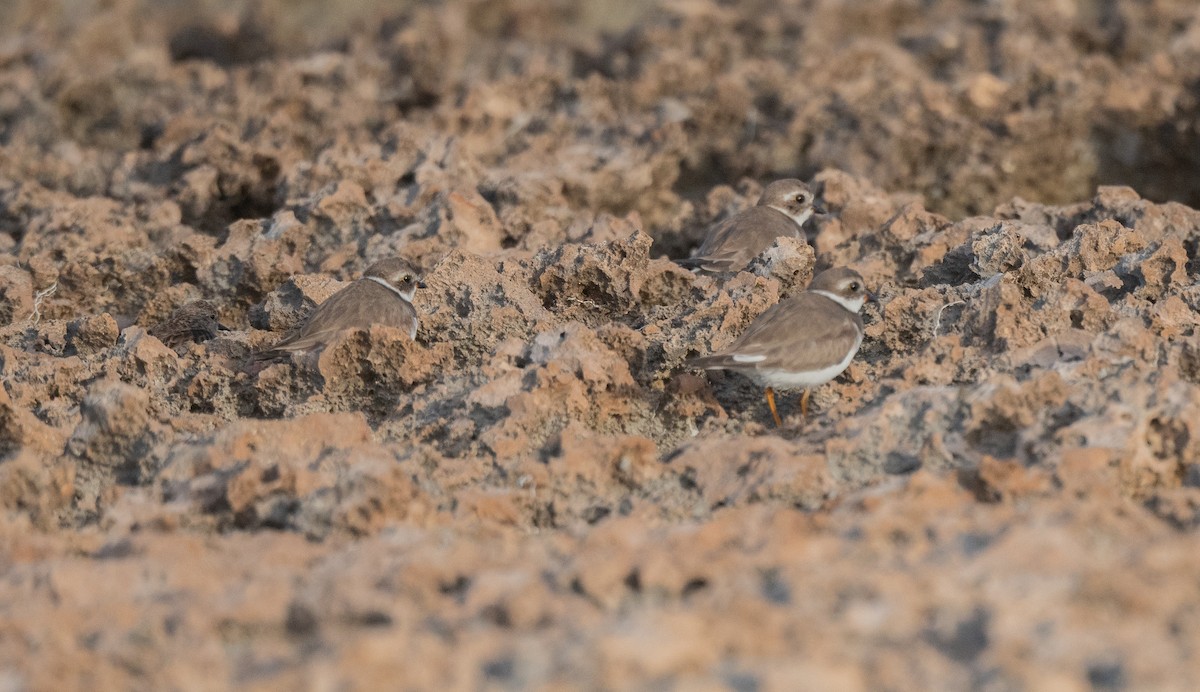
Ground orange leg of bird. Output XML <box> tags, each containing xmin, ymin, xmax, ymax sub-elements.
<box><xmin>765</xmin><ymin>386</ymin><xmax>783</xmax><ymax>427</ymax></box>
<box><xmin>800</xmin><ymin>389</ymin><xmax>812</xmax><ymax>419</ymax></box>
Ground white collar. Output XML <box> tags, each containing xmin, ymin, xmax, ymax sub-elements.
<box><xmin>810</xmin><ymin>289</ymin><xmax>864</xmax><ymax>314</ymax></box>
<box><xmin>767</xmin><ymin>205</ymin><xmax>814</xmax><ymax>228</ymax></box>
<box><xmin>366</xmin><ymin>276</ymin><xmax>415</xmax><ymax>303</ymax></box>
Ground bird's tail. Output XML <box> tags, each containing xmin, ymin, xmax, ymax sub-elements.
<box><xmin>248</xmin><ymin>348</ymin><xmax>285</xmax><ymax>363</ymax></box>
<box><xmin>674</xmin><ymin>255</ymin><xmax>736</xmax><ymax>273</ymax></box>
<box><xmin>685</xmin><ymin>354</ymin><xmax>734</xmax><ymax>370</ymax></box>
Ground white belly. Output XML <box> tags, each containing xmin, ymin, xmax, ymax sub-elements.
<box><xmin>747</xmin><ymin>335</ymin><xmax>861</xmax><ymax>390</ymax></box>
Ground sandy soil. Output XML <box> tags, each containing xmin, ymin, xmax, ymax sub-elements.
<box><xmin>4</xmin><ymin>0</ymin><xmax>1200</xmax><ymax>689</ymax></box>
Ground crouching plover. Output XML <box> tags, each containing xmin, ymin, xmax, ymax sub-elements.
<box><xmin>678</xmin><ymin>179</ymin><xmax>821</xmax><ymax>273</ymax></box>
<box><xmin>150</xmin><ymin>300</ymin><xmax>230</xmax><ymax>348</ymax></box>
<box><xmin>687</xmin><ymin>267</ymin><xmax>873</xmax><ymax>426</ymax></box>
<box><xmin>252</xmin><ymin>257</ymin><xmax>424</xmax><ymax>362</ymax></box>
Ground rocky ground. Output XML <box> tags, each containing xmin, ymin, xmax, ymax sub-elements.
<box><xmin>3</xmin><ymin>0</ymin><xmax>1200</xmax><ymax>689</ymax></box>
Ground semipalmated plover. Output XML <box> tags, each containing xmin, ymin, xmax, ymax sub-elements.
<box><xmin>252</xmin><ymin>257</ymin><xmax>423</xmax><ymax>361</ymax></box>
<box><xmin>687</xmin><ymin>267</ymin><xmax>872</xmax><ymax>426</ymax></box>
<box><xmin>679</xmin><ymin>179</ymin><xmax>820</xmax><ymax>273</ymax></box>
<box><xmin>149</xmin><ymin>300</ymin><xmax>229</xmax><ymax>348</ymax></box>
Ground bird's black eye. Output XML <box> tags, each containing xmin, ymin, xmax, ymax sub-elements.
<box><xmin>849</xmin><ymin>282</ymin><xmax>860</xmax><ymax>291</ymax></box>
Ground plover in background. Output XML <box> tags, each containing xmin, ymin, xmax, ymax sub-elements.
<box><xmin>679</xmin><ymin>179</ymin><xmax>821</xmax><ymax>273</ymax></box>
<box><xmin>149</xmin><ymin>300</ymin><xmax>229</xmax><ymax>349</ymax></box>
<box><xmin>687</xmin><ymin>266</ymin><xmax>873</xmax><ymax>426</ymax></box>
<box><xmin>252</xmin><ymin>257</ymin><xmax>424</xmax><ymax>362</ymax></box>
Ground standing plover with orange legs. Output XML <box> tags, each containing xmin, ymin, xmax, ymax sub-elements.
<box><xmin>687</xmin><ymin>267</ymin><xmax>873</xmax><ymax>427</ymax></box>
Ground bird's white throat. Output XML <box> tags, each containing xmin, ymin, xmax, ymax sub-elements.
<box><xmin>767</xmin><ymin>205</ymin><xmax>814</xmax><ymax>228</ymax></box>
<box><xmin>366</xmin><ymin>276</ymin><xmax>416</xmax><ymax>303</ymax></box>
<box><xmin>810</xmin><ymin>289</ymin><xmax>865</xmax><ymax>314</ymax></box>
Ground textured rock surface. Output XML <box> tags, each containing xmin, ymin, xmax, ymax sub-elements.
<box><xmin>4</xmin><ymin>0</ymin><xmax>1200</xmax><ymax>688</ymax></box>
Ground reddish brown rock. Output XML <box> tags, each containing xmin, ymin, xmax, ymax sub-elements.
<box><xmin>0</xmin><ymin>264</ymin><xmax>33</xmax><ymax>327</ymax></box>
<box><xmin>5</xmin><ymin>1</ymin><xmax>1200</xmax><ymax>689</ymax></box>
<box><xmin>65</xmin><ymin>313</ymin><xmax>119</xmax><ymax>355</ymax></box>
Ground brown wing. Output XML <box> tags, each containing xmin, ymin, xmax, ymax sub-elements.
<box><xmin>691</xmin><ymin>207</ymin><xmax>802</xmax><ymax>272</ymax></box>
<box><xmin>151</xmin><ymin>321</ymin><xmax>215</xmax><ymax>347</ymax></box>
<box><xmin>149</xmin><ymin>302</ymin><xmax>221</xmax><ymax>347</ymax></box>
<box><xmin>688</xmin><ymin>293</ymin><xmax>863</xmax><ymax>373</ymax></box>
<box><xmin>260</xmin><ymin>279</ymin><xmax>417</xmax><ymax>356</ymax></box>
